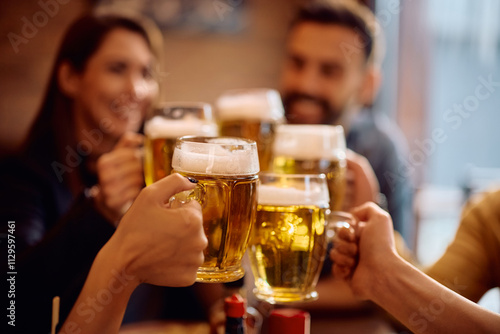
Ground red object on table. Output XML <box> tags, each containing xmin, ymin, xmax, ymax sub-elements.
<box><xmin>224</xmin><ymin>294</ymin><xmax>247</xmax><ymax>334</ymax></box>
<box><xmin>224</xmin><ymin>293</ymin><xmax>246</xmax><ymax>318</ymax></box>
<box><xmin>268</xmin><ymin>308</ymin><xmax>310</xmax><ymax>334</ymax></box>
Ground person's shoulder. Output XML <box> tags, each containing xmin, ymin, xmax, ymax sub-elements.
<box><xmin>372</xmin><ymin>112</ymin><xmax>409</xmax><ymax>153</ymax></box>
<box><xmin>0</xmin><ymin>133</ymin><xmax>61</xmax><ymax>189</ymax></box>
<box><xmin>460</xmin><ymin>188</ymin><xmax>500</xmax><ymax>234</ymax></box>
<box><xmin>465</xmin><ymin>188</ymin><xmax>500</xmax><ymax>214</ymax></box>
<box><xmin>348</xmin><ymin>110</ymin><xmax>409</xmax><ymax>163</ymax></box>
<box><xmin>351</xmin><ymin>110</ymin><xmax>406</xmax><ymax>148</ymax></box>
<box><xmin>0</xmin><ymin>152</ymin><xmax>49</xmax><ymax>195</ymax></box>
<box><xmin>0</xmin><ymin>152</ymin><xmax>32</xmax><ymax>177</ymax></box>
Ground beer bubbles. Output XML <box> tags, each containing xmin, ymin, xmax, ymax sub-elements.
<box><xmin>171</xmin><ymin>136</ymin><xmax>260</xmax><ymax>283</ymax></box>
<box><xmin>143</xmin><ymin>102</ymin><xmax>217</xmax><ymax>185</ymax></box>
<box><xmin>216</xmin><ymin>88</ymin><xmax>285</xmax><ymax>172</ymax></box>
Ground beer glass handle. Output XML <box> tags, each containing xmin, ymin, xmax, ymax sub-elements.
<box><xmin>326</xmin><ymin>211</ymin><xmax>355</xmax><ymax>243</ymax></box>
<box><xmin>169</xmin><ymin>184</ymin><xmax>206</xmax><ymax>208</ymax></box>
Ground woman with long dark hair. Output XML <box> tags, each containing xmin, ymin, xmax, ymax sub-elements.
<box><xmin>0</xmin><ymin>11</ymin><xmax>219</xmax><ymax>332</ymax></box>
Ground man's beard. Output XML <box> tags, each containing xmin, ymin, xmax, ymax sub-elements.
<box><xmin>282</xmin><ymin>92</ymin><xmax>342</xmax><ymax>125</ymax></box>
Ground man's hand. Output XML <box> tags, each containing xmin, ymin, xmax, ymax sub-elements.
<box><xmin>342</xmin><ymin>150</ymin><xmax>379</xmax><ymax>211</ymax></box>
<box><xmin>331</xmin><ymin>202</ymin><xmax>397</xmax><ymax>300</ymax></box>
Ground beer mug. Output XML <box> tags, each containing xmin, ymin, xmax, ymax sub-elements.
<box><xmin>271</xmin><ymin>124</ymin><xmax>347</xmax><ymax>211</ymax></box>
<box><xmin>247</xmin><ymin>173</ymin><xmax>353</xmax><ymax>304</ymax></box>
<box><xmin>170</xmin><ymin>136</ymin><xmax>260</xmax><ymax>283</ymax></box>
<box><xmin>143</xmin><ymin>102</ymin><xmax>218</xmax><ymax>185</ymax></box>
<box><xmin>216</xmin><ymin>88</ymin><xmax>285</xmax><ymax>172</ymax></box>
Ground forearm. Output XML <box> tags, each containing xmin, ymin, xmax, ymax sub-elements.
<box><xmin>303</xmin><ymin>276</ymin><xmax>369</xmax><ymax>312</ymax></box>
<box><xmin>11</xmin><ymin>195</ymin><xmax>116</xmax><ymax>331</ymax></box>
<box><xmin>366</xmin><ymin>255</ymin><xmax>500</xmax><ymax>334</ymax></box>
<box><xmin>59</xmin><ymin>242</ymin><xmax>139</xmax><ymax>334</ymax></box>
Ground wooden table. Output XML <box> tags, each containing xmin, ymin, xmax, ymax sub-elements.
<box><xmin>119</xmin><ymin>312</ymin><xmax>397</xmax><ymax>334</ymax></box>
<box><xmin>308</xmin><ymin>311</ymin><xmax>398</xmax><ymax>334</ymax></box>
<box><xmin>119</xmin><ymin>279</ymin><xmax>399</xmax><ymax>333</ymax></box>
<box><xmin>120</xmin><ymin>320</ymin><xmax>210</xmax><ymax>334</ymax></box>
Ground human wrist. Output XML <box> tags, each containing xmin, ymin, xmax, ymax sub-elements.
<box><xmin>61</xmin><ymin>241</ymin><xmax>140</xmax><ymax>333</ymax></box>
<box><xmin>96</xmin><ymin>238</ymin><xmax>141</xmax><ymax>291</ymax></box>
<box><xmin>362</xmin><ymin>251</ymin><xmax>404</xmax><ymax>302</ymax></box>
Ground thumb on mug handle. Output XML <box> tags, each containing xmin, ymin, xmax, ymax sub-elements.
<box><xmin>169</xmin><ymin>184</ymin><xmax>206</xmax><ymax>209</ymax></box>
<box><xmin>326</xmin><ymin>211</ymin><xmax>356</xmax><ymax>243</ymax></box>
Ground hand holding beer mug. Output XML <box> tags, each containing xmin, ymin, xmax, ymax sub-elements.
<box><xmin>170</xmin><ymin>136</ymin><xmax>260</xmax><ymax>283</ymax></box>
<box><xmin>272</xmin><ymin>124</ymin><xmax>347</xmax><ymax>211</ymax></box>
<box><xmin>143</xmin><ymin>102</ymin><xmax>218</xmax><ymax>185</ymax></box>
<box><xmin>247</xmin><ymin>173</ymin><xmax>354</xmax><ymax>304</ymax></box>
<box><xmin>216</xmin><ymin>88</ymin><xmax>285</xmax><ymax>171</ymax></box>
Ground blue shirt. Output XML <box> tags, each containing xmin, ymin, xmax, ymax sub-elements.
<box><xmin>347</xmin><ymin>109</ymin><xmax>415</xmax><ymax>247</ymax></box>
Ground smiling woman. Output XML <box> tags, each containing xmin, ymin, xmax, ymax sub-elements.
<box><xmin>62</xmin><ymin>27</ymin><xmax>158</xmax><ymax>154</ymax></box>
<box><xmin>31</xmin><ymin>13</ymin><xmax>159</xmax><ymax>177</ymax></box>
<box><xmin>0</xmin><ymin>12</ymin><xmax>220</xmax><ymax>333</ymax></box>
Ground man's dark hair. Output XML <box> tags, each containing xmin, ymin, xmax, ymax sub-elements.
<box><xmin>290</xmin><ymin>0</ymin><xmax>380</xmax><ymax>64</ymax></box>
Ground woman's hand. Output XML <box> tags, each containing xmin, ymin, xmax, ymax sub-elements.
<box><xmin>94</xmin><ymin>132</ymin><xmax>145</xmax><ymax>223</ymax></box>
<box><xmin>107</xmin><ymin>173</ymin><xmax>207</xmax><ymax>287</ymax></box>
<box><xmin>61</xmin><ymin>173</ymin><xmax>207</xmax><ymax>333</ymax></box>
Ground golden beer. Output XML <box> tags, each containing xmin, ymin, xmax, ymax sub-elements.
<box><xmin>219</xmin><ymin>119</ymin><xmax>277</xmax><ymax>172</ymax></box>
<box><xmin>143</xmin><ymin>103</ymin><xmax>218</xmax><ymax>185</ymax></box>
<box><xmin>250</xmin><ymin>205</ymin><xmax>328</xmax><ymax>303</ymax></box>
<box><xmin>271</xmin><ymin>124</ymin><xmax>347</xmax><ymax>211</ymax></box>
<box><xmin>272</xmin><ymin>157</ymin><xmax>346</xmax><ymax>211</ymax></box>
<box><xmin>216</xmin><ymin>88</ymin><xmax>284</xmax><ymax>172</ymax></box>
<box><xmin>144</xmin><ymin>136</ymin><xmax>176</xmax><ymax>186</ymax></box>
<box><xmin>171</xmin><ymin>136</ymin><xmax>260</xmax><ymax>283</ymax></box>
<box><xmin>174</xmin><ymin>172</ymin><xmax>258</xmax><ymax>282</ymax></box>
<box><xmin>248</xmin><ymin>174</ymin><xmax>330</xmax><ymax>303</ymax></box>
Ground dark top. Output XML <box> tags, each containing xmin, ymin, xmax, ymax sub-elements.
<box><xmin>321</xmin><ymin>110</ymin><xmax>415</xmax><ymax>277</ymax></box>
<box><xmin>0</xmin><ymin>129</ymin><xmax>115</xmax><ymax>333</ymax></box>
<box><xmin>0</xmin><ymin>129</ymin><xmax>205</xmax><ymax>333</ymax></box>
<box><xmin>347</xmin><ymin>109</ymin><xmax>414</xmax><ymax>246</ymax></box>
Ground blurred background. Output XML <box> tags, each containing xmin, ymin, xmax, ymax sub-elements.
<box><xmin>1</xmin><ymin>0</ymin><xmax>499</xmax><ymax>310</ymax></box>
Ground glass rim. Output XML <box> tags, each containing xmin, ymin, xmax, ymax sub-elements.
<box><xmin>147</xmin><ymin>101</ymin><xmax>214</xmax><ymax>122</ymax></box>
<box><xmin>273</xmin><ymin>123</ymin><xmax>346</xmax><ymax>157</ymax></box>
<box><xmin>176</xmin><ymin>135</ymin><xmax>257</xmax><ymax>146</ymax></box>
<box><xmin>215</xmin><ymin>88</ymin><xmax>285</xmax><ymax>122</ymax></box>
<box><xmin>172</xmin><ymin>136</ymin><xmax>260</xmax><ymax>175</ymax></box>
<box><xmin>258</xmin><ymin>171</ymin><xmax>327</xmax><ymax>180</ymax></box>
<box><xmin>257</xmin><ymin>172</ymin><xmax>330</xmax><ymax>206</ymax></box>
<box><xmin>329</xmin><ymin>211</ymin><xmax>356</xmax><ymax>223</ymax></box>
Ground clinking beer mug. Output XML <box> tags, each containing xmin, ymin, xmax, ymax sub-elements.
<box><xmin>143</xmin><ymin>102</ymin><xmax>218</xmax><ymax>186</ymax></box>
<box><xmin>247</xmin><ymin>173</ymin><xmax>354</xmax><ymax>304</ymax></box>
<box><xmin>216</xmin><ymin>88</ymin><xmax>285</xmax><ymax>172</ymax></box>
<box><xmin>271</xmin><ymin>124</ymin><xmax>347</xmax><ymax>211</ymax></box>
<box><xmin>169</xmin><ymin>136</ymin><xmax>260</xmax><ymax>283</ymax></box>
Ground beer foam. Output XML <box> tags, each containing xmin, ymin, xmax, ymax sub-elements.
<box><xmin>172</xmin><ymin>138</ymin><xmax>260</xmax><ymax>175</ymax></box>
<box><xmin>216</xmin><ymin>89</ymin><xmax>284</xmax><ymax>121</ymax></box>
<box><xmin>144</xmin><ymin>116</ymin><xmax>218</xmax><ymax>139</ymax></box>
<box><xmin>273</xmin><ymin>124</ymin><xmax>346</xmax><ymax>160</ymax></box>
<box><xmin>258</xmin><ymin>184</ymin><xmax>329</xmax><ymax>207</ymax></box>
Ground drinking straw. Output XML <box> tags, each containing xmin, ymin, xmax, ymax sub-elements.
<box><xmin>51</xmin><ymin>296</ymin><xmax>60</xmax><ymax>334</ymax></box>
